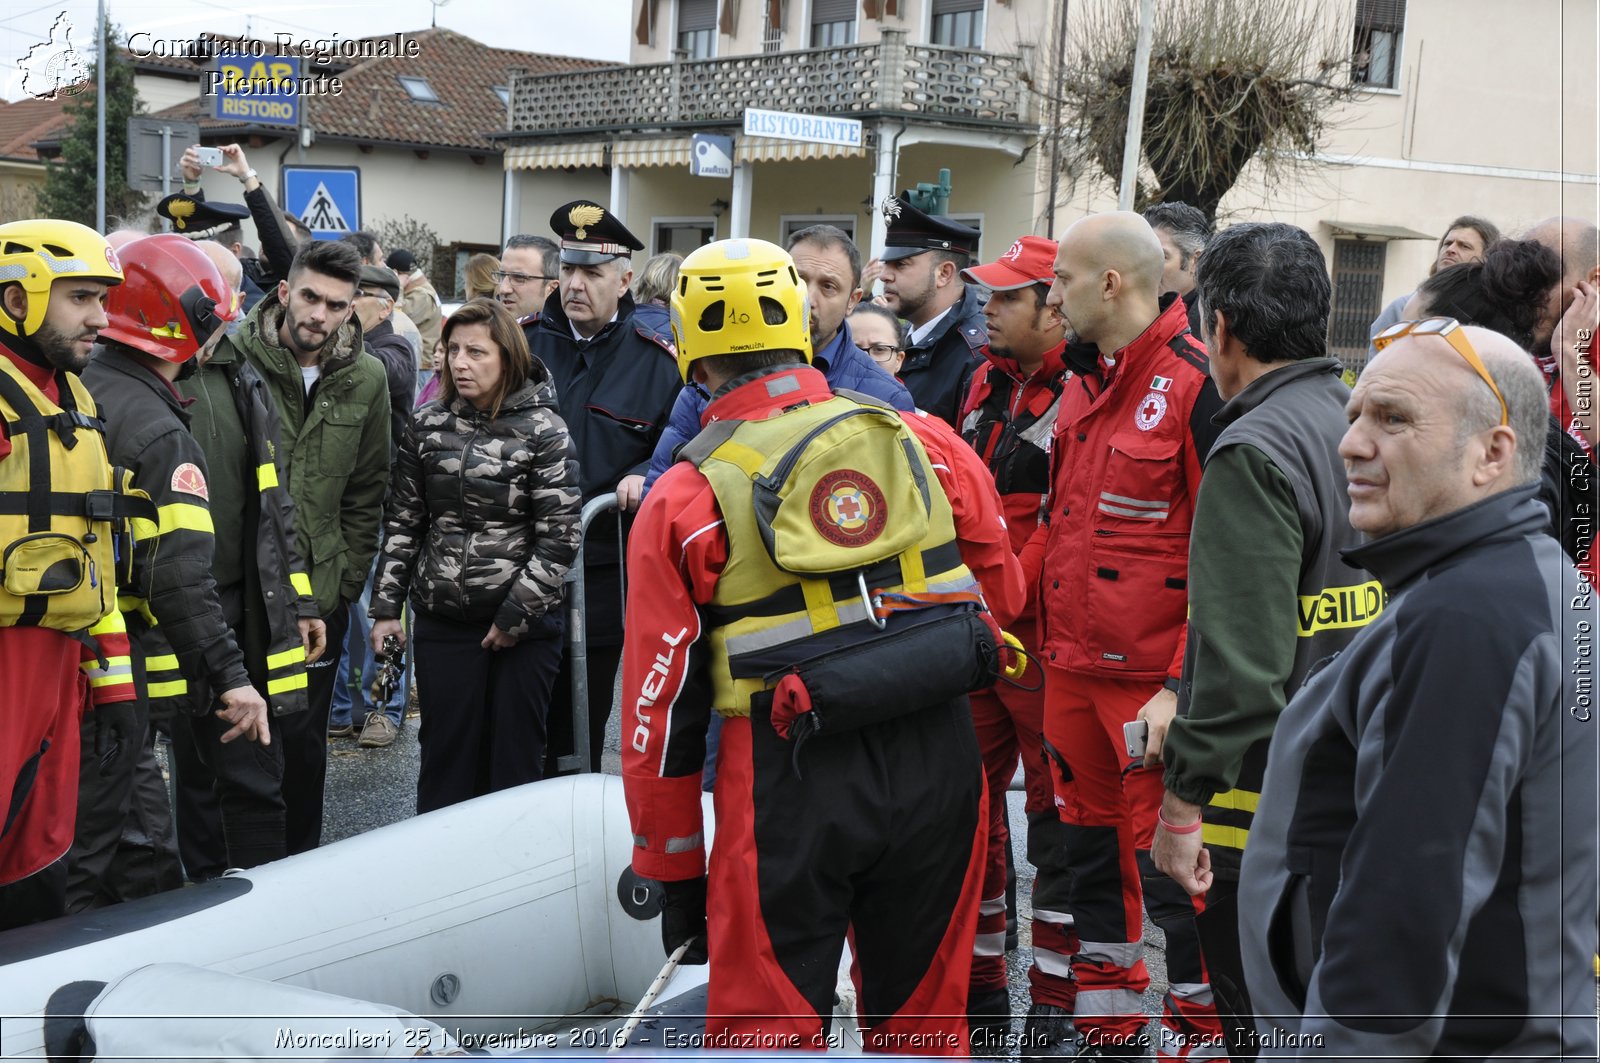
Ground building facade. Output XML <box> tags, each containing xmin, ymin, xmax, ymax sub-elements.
<box><xmin>501</xmin><ymin>0</ymin><xmax>1596</xmax><ymax>369</ymax></box>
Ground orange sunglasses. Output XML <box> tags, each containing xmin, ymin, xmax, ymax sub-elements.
<box><xmin>1372</xmin><ymin>316</ymin><xmax>1508</xmax><ymax>426</ymax></box>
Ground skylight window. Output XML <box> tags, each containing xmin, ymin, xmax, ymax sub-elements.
<box><xmin>398</xmin><ymin>76</ymin><xmax>440</xmax><ymax>102</ymax></box>
<box><xmin>493</xmin><ymin>85</ymin><xmax>511</xmax><ymax>107</ymax></box>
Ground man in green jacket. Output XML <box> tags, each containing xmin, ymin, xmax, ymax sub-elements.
<box><xmin>212</xmin><ymin>238</ymin><xmax>390</xmax><ymax>853</ymax></box>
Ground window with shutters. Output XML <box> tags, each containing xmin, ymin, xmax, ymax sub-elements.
<box><xmin>1328</xmin><ymin>239</ymin><xmax>1386</xmax><ymax>373</ymax></box>
<box><xmin>677</xmin><ymin>0</ymin><xmax>717</xmax><ymax>59</ymax></box>
<box><xmin>810</xmin><ymin>0</ymin><xmax>856</xmax><ymax>46</ymax></box>
<box><xmin>930</xmin><ymin>0</ymin><xmax>984</xmax><ymax>48</ymax></box>
<box><xmin>1352</xmin><ymin>0</ymin><xmax>1404</xmax><ymax>88</ymax></box>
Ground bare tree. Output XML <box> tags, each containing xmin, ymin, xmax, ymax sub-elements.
<box><xmin>1047</xmin><ymin>0</ymin><xmax>1358</xmax><ymax>222</ymax></box>
<box><xmin>368</xmin><ymin>214</ymin><xmax>440</xmax><ymax>274</ymax></box>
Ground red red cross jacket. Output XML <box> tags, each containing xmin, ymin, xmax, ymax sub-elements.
<box><xmin>622</xmin><ymin>365</ymin><xmax>1023</xmax><ymax>882</ymax></box>
<box><xmin>1020</xmin><ymin>296</ymin><xmax>1224</xmax><ymax>682</ymax></box>
<box><xmin>960</xmin><ymin>339</ymin><xmax>1071</xmax><ymax>562</ymax></box>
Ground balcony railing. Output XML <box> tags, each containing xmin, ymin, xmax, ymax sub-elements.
<box><xmin>507</xmin><ymin>30</ymin><xmax>1036</xmax><ymax>136</ymax></box>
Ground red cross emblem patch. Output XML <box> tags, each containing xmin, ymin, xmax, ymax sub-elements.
<box><xmin>809</xmin><ymin>469</ymin><xmax>889</xmax><ymax>547</ymax></box>
<box><xmin>1135</xmin><ymin>392</ymin><xmax>1168</xmax><ymax>431</ymax></box>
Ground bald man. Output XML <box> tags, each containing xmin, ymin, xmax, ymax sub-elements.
<box><xmin>1019</xmin><ymin>211</ymin><xmax>1225</xmax><ymax>1059</ymax></box>
<box><xmin>195</xmin><ymin>238</ymin><xmax>244</xmax><ymax>294</ymax></box>
<box><xmin>170</xmin><ymin>245</ymin><xmax>324</xmax><ymax>880</ymax></box>
<box><xmin>1240</xmin><ymin>325</ymin><xmax>1596</xmax><ymax>1059</ymax></box>
<box><xmin>106</xmin><ymin>229</ymin><xmax>148</xmax><ymax>250</ymax></box>
<box><xmin>1525</xmin><ymin>217</ymin><xmax>1600</xmax><ymax>449</ymax></box>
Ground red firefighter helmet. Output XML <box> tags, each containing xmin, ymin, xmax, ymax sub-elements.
<box><xmin>101</xmin><ymin>234</ymin><xmax>241</xmax><ymax>363</ymax></box>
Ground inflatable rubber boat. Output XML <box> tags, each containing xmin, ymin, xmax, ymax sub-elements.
<box><xmin>0</xmin><ymin>775</ymin><xmax>819</xmax><ymax>1058</ymax></box>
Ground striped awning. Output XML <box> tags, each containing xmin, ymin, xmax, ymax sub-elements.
<box><xmin>611</xmin><ymin>135</ymin><xmax>867</xmax><ymax>168</ymax></box>
<box><xmin>737</xmin><ymin>137</ymin><xmax>865</xmax><ymax>163</ymax></box>
<box><xmin>505</xmin><ymin>135</ymin><xmax>868</xmax><ymax>172</ymax></box>
<box><xmin>611</xmin><ymin>138</ymin><xmax>694</xmax><ymax>169</ymax></box>
<box><xmin>504</xmin><ymin>142</ymin><xmax>608</xmax><ymax>171</ymax></box>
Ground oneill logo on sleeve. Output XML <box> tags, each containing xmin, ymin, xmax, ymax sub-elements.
<box><xmin>1296</xmin><ymin>580</ymin><xmax>1386</xmax><ymax>637</ymax></box>
<box><xmin>631</xmin><ymin>625</ymin><xmax>691</xmax><ymax>755</ymax></box>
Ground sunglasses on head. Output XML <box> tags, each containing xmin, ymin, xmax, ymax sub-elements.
<box><xmin>1372</xmin><ymin>316</ymin><xmax>1508</xmax><ymax>426</ymax></box>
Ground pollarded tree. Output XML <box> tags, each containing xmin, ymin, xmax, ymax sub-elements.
<box><xmin>1047</xmin><ymin>0</ymin><xmax>1358</xmax><ymax>222</ymax></box>
<box><xmin>369</xmin><ymin>214</ymin><xmax>440</xmax><ymax>275</ymax></box>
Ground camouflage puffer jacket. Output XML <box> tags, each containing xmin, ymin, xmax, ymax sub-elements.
<box><xmin>370</xmin><ymin>366</ymin><xmax>581</xmax><ymax>639</ymax></box>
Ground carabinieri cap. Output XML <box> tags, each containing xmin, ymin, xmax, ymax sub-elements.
<box><xmin>550</xmin><ymin>200</ymin><xmax>645</xmax><ymax>266</ymax></box>
<box><xmin>879</xmin><ymin>194</ymin><xmax>980</xmax><ymax>263</ymax></box>
<box><xmin>155</xmin><ymin>192</ymin><xmax>250</xmax><ymax>239</ymax></box>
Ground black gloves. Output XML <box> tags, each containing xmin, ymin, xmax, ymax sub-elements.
<box><xmin>659</xmin><ymin>875</ymin><xmax>708</xmax><ymax>965</ymax></box>
<box><xmin>92</xmin><ymin>701</ymin><xmax>142</xmax><ymax>769</ymax></box>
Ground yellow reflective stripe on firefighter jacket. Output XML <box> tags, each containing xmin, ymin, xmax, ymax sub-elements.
<box><xmin>684</xmin><ymin>392</ymin><xmax>979</xmax><ymax>717</ymax></box>
<box><xmin>0</xmin><ymin>352</ymin><xmax>153</xmax><ymax>634</ymax></box>
<box><xmin>83</xmin><ymin>346</ymin><xmax>252</xmax><ymax>704</ymax></box>
<box><xmin>176</xmin><ymin>345</ymin><xmax>318</xmax><ymax>717</ymax></box>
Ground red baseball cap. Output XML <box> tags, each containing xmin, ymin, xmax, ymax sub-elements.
<box><xmin>961</xmin><ymin>235</ymin><xmax>1059</xmax><ymax>291</ymax></box>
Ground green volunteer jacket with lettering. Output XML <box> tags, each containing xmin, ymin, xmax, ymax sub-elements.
<box><xmin>219</xmin><ymin>290</ymin><xmax>390</xmax><ymax>617</ymax></box>
<box><xmin>1163</xmin><ymin>358</ymin><xmax>1381</xmax><ymax>875</ymax></box>
<box><xmin>82</xmin><ymin>343</ymin><xmax>252</xmax><ymax>713</ymax></box>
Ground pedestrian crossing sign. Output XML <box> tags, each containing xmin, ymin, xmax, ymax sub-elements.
<box><xmin>282</xmin><ymin>166</ymin><xmax>361</xmax><ymax>241</ymax></box>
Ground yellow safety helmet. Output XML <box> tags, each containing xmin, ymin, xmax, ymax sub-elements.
<box><xmin>0</xmin><ymin>219</ymin><xmax>124</xmax><ymax>339</ymax></box>
<box><xmin>669</xmin><ymin>238</ymin><xmax>811</xmax><ymax>382</ymax></box>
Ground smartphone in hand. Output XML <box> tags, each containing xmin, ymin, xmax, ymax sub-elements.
<box><xmin>1123</xmin><ymin>719</ymin><xmax>1149</xmax><ymax>759</ymax></box>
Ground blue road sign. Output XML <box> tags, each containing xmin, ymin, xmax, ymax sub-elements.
<box><xmin>282</xmin><ymin>166</ymin><xmax>360</xmax><ymax>240</ymax></box>
<box><xmin>210</xmin><ymin>55</ymin><xmax>300</xmax><ymax>128</ymax></box>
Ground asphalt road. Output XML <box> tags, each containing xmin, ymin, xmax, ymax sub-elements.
<box><xmin>318</xmin><ymin>689</ymin><xmax>1171</xmax><ymax>1059</ymax></box>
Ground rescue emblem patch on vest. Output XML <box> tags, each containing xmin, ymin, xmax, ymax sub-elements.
<box><xmin>171</xmin><ymin>462</ymin><xmax>209</xmax><ymax>500</ymax></box>
<box><xmin>1135</xmin><ymin>391</ymin><xmax>1168</xmax><ymax>431</ymax></box>
<box><xmin>810</xmin><ymin>469</ymin><xmax>888</xmax><ymax>546</ymax></box>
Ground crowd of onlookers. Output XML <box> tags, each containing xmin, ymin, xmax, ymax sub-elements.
<box><xmin>0</xmin><ymin>135</ymin><xmax>1595</xmax><ymax>1061</ymax></box>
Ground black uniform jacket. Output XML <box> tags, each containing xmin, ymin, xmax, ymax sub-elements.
<box><xmin>900</xmin><ymin>284</ymin><xmax>987</xmax><ymax>428</ymax></box>
<box><xmin>523</xmin><ymin>290</ymin><xmax>681</xmax><ymax>567</ymax></box>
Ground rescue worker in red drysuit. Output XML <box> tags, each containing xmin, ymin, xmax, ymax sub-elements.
<box><xmin>0</xmin><ymin>220</ymin><xmax>145</xmax><ymax>930</ymax></box>
<box><xmin>1019</xmin><ymin>213</ymin><xmax>1226</xmax><ymax>1061</ymax></box>
<box><xmin>956</xmin><ymin>235</ymin><xmax>1081</xmax><ymax>1055</ymax></box>
<box><xmin>623</xmin><ymin>238</ymin><xmax>1024</xmax><ymax>1053</ymax></box>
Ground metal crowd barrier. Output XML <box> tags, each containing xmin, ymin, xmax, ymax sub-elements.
<box><xmin>554</xmin><ymin>492</ymin><xmax>625</xmax><ymax>775</ymax></box>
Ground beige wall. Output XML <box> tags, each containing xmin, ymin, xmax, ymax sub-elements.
<box><xmin>510</xmin><ymin>168</ymin><xmax>616</xmax><ymax>248</ymax></box>
<box><xmin>1028</xmin><ymin>0</ymin><xmax>1598</xmax><ymax>306</ymax></box>
<box><xmin>0</xmin><ymin>162</ymin><xmax>44</xmax><ymax>221</ymax></box>
<box><xmin>191</xmin><ymin>143</ymin><xmax>508</xmax><ymax>252</ymax></box>
<box><xmin>520</xmin><ymin>141</ymin><xmax>1037</xmax><ymax>266</ymax></box>
<box><xmin>633</xmin><ymin>0</ymin><xmax>1053</xmax><ymax>63</ymax></box>
<box><xmin>133</xmin><ymin>72</ymin><xmax>201</xmax><ymax>115</ymax></box>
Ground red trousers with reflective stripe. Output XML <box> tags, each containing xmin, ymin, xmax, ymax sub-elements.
<box><xmin>969</xmin><ymin>615</ymin><xmax>1078</xmax><ymax>1009</ymax></box>
<box><xmin>1042</xmin><ymin>667</ymin><xmax>1221</xmax><ymax>1056</ymax></box>
<box><xmin>707</xmin><ymin>704</ymin><xmax>986</xmax><ymax>1054</ymax></box>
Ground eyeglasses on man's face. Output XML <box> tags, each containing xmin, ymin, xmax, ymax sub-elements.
<box><xmin>491</xmin><ymin>270</ymin><xmax>551</xmax><ymax>287</ymax></box>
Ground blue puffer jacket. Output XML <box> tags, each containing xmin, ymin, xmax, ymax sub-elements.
<box><xmin>642</xmin><ymin>319</ymin><xmax>913</xmax><ymax>493</ymax></box>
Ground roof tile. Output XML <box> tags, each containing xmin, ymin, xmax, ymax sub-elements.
<box><xmin>147</xmin><ymin>27</ymin><xmax>606</xmax><ymax>152</ymax></box>
<box><xmin>0</xmin><ymin>96</ymin><xmax>71</xmax><ymax>160</ymax></box>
